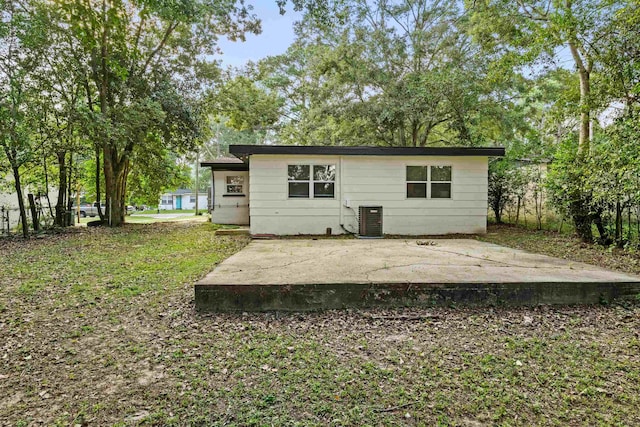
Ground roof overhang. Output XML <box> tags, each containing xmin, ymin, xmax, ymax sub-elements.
<box><xmin>200</xmin><ymin>158</ymin><xmax>249</xmax><ymax>171</ymax></box>
<box><xmin>229</xmin><ymin>145</ymin><xmax>505</xmax><ymax>160</ymax></box>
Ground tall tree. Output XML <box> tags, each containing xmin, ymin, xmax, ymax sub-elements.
<box><xmin>0</xmin><ymin>0</ymin><xmax>48</xmax><ymax>236</ymax></box>
<box><xmin>57</xmin><ymin>0</ymin><xmax>261</xmax><ymax>226</ymax></box>
<box><xmin>467</xmin><ymin>0</ymin><xmax>623</xmax><ymax>240</ymax></box>
<box><xmin>259</xmin><ymin>0</ymin><xmax>514</xmax><ymax>147</ymax></box>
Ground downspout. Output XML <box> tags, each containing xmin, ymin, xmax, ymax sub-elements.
<box><xmin>338</xmin><ymin>155</ymin><xmax>343</xmax><ymax>227</ymax></box>
<box><xmin>338</xmin><ymin>155</ymin><xmax>356</xmax><ymax>235</ymax></box>
<box><xmin>210</xmin><ymin>168</ymin><xmax>215</xmax><ymax>213</ymax></box>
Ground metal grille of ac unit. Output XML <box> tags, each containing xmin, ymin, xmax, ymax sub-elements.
<box><xmin>359</xmin><ymin>206</ymin><xmax>383</xmax><ymax>237</ymax></box>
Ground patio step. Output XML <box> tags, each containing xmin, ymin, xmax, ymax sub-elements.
<box><xmin>214</xmin><ymin>228</ymin><xmax>250</xmax><ymax>236</ymax></box>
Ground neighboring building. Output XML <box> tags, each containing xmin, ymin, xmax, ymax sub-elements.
<box><xmin>201</xmin><ymin>145</ymin><xmax>505</xmax><ymax>236</ymax></box>
<box><xmin>159</xmin><ymin>189</ymin><xmax>208</xmax><ymax>210</ymax></box>
<box><xmin>1</xmin><ymin>181</ymin><xmax>59</xmax><ymax>230</ymax></box>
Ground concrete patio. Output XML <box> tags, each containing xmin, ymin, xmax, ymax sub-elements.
<box><xmin>195</xmin><ymin>239</ymin><xmax>640</xmax><ymax>311</ymax></box>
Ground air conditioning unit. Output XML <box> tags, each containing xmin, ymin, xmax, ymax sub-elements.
<box><xmin>359</xmin><ymin>206</ymin><xmax>383</xmax><ymax>237</ymax></box>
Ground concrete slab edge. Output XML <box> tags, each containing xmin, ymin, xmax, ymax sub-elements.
<box><xmin>194</xmin><ymin>281</ymin><xmax>640</xmax><ymax>312</ymax></box>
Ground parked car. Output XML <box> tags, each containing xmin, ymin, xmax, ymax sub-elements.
<box><xmin>73</xmin><ymin>202</ymin><xmax>105</xmax><ymax>218</ymax></box>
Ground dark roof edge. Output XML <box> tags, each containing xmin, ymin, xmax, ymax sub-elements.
<box><xmin>229</xmin><ymin>145</ymin><xmax>505</xmax><ymax>157</ymax></box>
<box><xmin>200</xmin><ymin>161</ymin><xmax>249</xmax><ymax>171</ymax></box>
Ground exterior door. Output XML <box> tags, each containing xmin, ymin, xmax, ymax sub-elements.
<box><xmin>176</xmin><ymin>195</ymin><xmax>182</xmax><ymax>209</ymax></box>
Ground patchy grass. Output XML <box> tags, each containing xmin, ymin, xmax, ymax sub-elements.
<box><xmin>75</xmin><ymin>213</ymin><xmax>208</xmax><ymax>226</ymax></box>
<box><xmin>136</xmin><ymin>209</ymin><xmax>198</xmax><ymax>215</ymax></box>
<box><xmin>479</xmin><ymin>223</ymin><xmax>640</xmax><ymax>276</ymax></box>
<box><xmin>1</xmin><ymin>223</ymin><xmax>639</xmax><ymax>426</ymax></box>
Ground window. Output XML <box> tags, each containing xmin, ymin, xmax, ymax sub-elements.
<box><xmin>190</xmin><ymin>196</ymin><xmax>196</xmax><ymax>203</ymax></box>
<box><xmin>288</xmin><ymin>164</ymin><xmax>336</xmax><ymax>198</ymax></box>
<box><xmin>406</xmin><ymin>166</ymin><xmax>451</xmax><ymax>199</ymax></box>
<box><xmin>288</xmin><ymin>165</ymin><xmax>309</xmax><ymax>198</ymax></box>
<box><xmin>406</xmin><ymin>166</ymin><xmax>427</xmax><ymax>198</ymax></box>
<box><xmin>430</xmin><ymin>166</ymin><xmax>452</xmax><ymax>198</ymax></box>
<box><xmin>313</xmin><ymin>165</ymin><xmax>336</xmax><ymax>198</ymax></box>
<box><xmin>161</xmin><ymin>195</ymin><xmax>172</xmax><ymax>205</ymax></box>
<box><xmin>226</xmin><ymin>176</ymin><xmax>244</xmax><ymax>194</ymax></box>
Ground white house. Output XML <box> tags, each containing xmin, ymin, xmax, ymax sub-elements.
<box><xmin>201</xmin><ymin>145</ymin><xmax>505</xmax><ymax>236</ymax></box>
<box><xmin>159</xmin><ymin>189</ymin><xmax>208</xmax><ymax>211</ymax></box>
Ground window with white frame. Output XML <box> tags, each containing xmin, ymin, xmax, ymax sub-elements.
<box><xmin>288</xmin><ymin>164</ymin><xmax>336</xmax><ymax>198</ymax></box>
<box><xmin>406</xmin><ymin>166</ymin><xmax>451</xmax><ymax>199</ymax></box>
<box><xmin>226</xmin><ymin>176</ymin><xmax>244</xmax><ymax>194</ymax></box>
<box><xmin>190</xmin><ymin>195</ymin><xmax>196</xmax><ymax>203</ymax></box>
<box><xmin>161</xmin><ymin>195</ymin><xmax>172</xmax><ymax>205</ymax></box>
<box><xmin>430</xmin><ymin>166</ymin><xmax>452</xmax><ymax>198</ymax></box>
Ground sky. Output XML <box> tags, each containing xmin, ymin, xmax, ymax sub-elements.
<box><xmin>216</xmin><ymin>3</ymin><xmax>302</xmax><ymax>69</ymax></box>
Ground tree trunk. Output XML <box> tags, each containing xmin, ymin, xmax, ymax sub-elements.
<box><xmin>67</xmin><ymin>152</ymin><xmax>73</xmax><ymax>226</ymax></box>
<box><xmin>54</xmin><ymin>151</ymin><xmax>67</xmax><ymax>227</ymax></box>
<box><xmin>11</xmin><ymin>164</ymin><xmax>29</xmax><ymax>238</ymax></box>
<box><xmin>43</xmin><ymin>154</ymin><xmax>54</xmax><ymax>219</ymax></box>
<box><xmin>567</xmin><ymin>39</ymin><xmax>594</xmax><ymax>242</ymax></box>
<box><xmin>570</xmin><ymin>199</ymin><xmax>592</xmax><ymax>242</ymax></box>
<box><xmin>95</xmin><ymin>146</ymin><xmax>104</xmax><ymax>220</ymax></box>
<box><xmin>492</xmin><ymin>190</ymin><xmax>502</xmax><ymax>224</ymax></box>
<box><xmin>576</xmin><ymin>67</ymin><xmax>591</xmax><ymax>157</ymax></box>
<box><xmin>103</xmin><ymin>145</ymin><xmax>128</xmax><ymax>226</ymax></box>
<box><xmin>593</xmin><ymin>210</ymin><xmax>608</xmax><ymax>243</ymax></box>
<box><xmin>628</xmin><ymin>199</ymin><xmax>632</xmax><ymax>243</ymax></box>
<box><xmin>615</xmin><ymin>200</ymin><xmax>622</xmax><ymax>244</ymax></box>
<box><xmin>28</xmin><ymin>193</ymin><xmax>39</xmax><ymax>232</ymax></box>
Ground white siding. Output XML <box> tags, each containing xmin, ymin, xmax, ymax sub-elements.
<box><xmin>180</xmin><ymin>194</ymin><xmax>208</xmax><ymax>210</ymax></box>
<box><xmin>211</xmin><ymin>171</ymin><xmax>249</xmax><ymax>225</ymax></box>
<box><xmin>249</xmin><ymin>154</ymin><xmax>489</xmax><ymax>235</ymax></box>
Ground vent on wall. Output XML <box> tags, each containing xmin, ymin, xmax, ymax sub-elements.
<box><xmin>359</xmin><ymin>206</ymin><xmax>383</xmax><ymax>237</ymax></box>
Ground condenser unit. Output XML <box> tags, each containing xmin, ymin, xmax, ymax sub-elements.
<box><xmin>359</xmin><ymin>206</ymin><xmax>383</xmax><ymax>237</ymax></box>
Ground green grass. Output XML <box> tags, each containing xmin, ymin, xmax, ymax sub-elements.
<box><xmin>134</xmin><ymin>209</ymin><xmax>198</xmax><ymax>214</ymax></box>
<box><xmin>75</xmin><ymin>212</ymin><xmax>208</xmax><ymax>225</ymax></box>
<box><xmin>1</xmin><ymin>223</ymin><xmax>639</xmax><ymax>426</ymax></box>
<box><xmin>479</xmin><ymin>223</ymin><xmax>640</xmax><ymax>276</ymax></box>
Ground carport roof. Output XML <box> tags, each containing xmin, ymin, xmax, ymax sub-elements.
<box><xmin>229</xmin><ymin>144</ymin><xmax>505</xmax><ymax>161</ymax></box>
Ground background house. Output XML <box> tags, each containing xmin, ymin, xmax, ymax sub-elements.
<box><xmin>159</xmin><ymin>189</ymin><xmax>208</xmax><ymax>210</ymax></box>
<box><xmin>1</xmin><ymin>181</ymin><xmax>59</xmax><ymax>231</ymax></box>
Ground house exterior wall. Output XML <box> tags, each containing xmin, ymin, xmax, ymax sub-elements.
<box><xmin>211</xmin><ymin>171</ymin><xmax>249</xmax><ymax>225</ymax></box>
<box><xmin>180</xmin><ymin>194</ymin><xmax>208</xmax><ymax>210</ymax></box>
<box><xmin>249</xmin><ymin>154</ymin><xmax>488</xmax><ymax>235</ymax></box>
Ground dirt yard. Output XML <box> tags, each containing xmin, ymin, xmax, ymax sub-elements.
<box><xmin>1</xmin><ymin>222</ymin><xmax>639</xmax><ymax>426</ymax></box>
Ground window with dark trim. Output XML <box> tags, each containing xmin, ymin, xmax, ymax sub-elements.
<box><xmin>288</xmin><ymin>164</ymin><xmax>335</xmax><ymax>198</ymax></box>
<box><xmin>226</xmin><ymin>176</ymin><xmax>244</xmax><ymax>194</ymax></box>
<box><xmin>406</xmin><ymin>166</ymin><xmax>451</xmax><ymax>199</ymax></box>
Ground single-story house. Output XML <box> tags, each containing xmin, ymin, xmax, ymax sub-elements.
<box><xmin>159</xmin><ymin>189</ymin><xmax>208</xmax><ymax>210</ymax></box>
<box><xmin>201</xmin><ymin>145</ymin><xmax>505</xmax><ymax>236</ymax></box>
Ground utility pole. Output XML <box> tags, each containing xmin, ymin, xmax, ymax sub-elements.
<box><xmin>194</xmin><ymin>148</ymin><xmax>199</xmax><ymax>216</ymax></box>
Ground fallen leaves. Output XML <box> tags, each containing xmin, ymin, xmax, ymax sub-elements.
<box><xmin>1</xmin><ymin>223</ymin><xmax>639</xmax><ymax>425</ymax></box>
